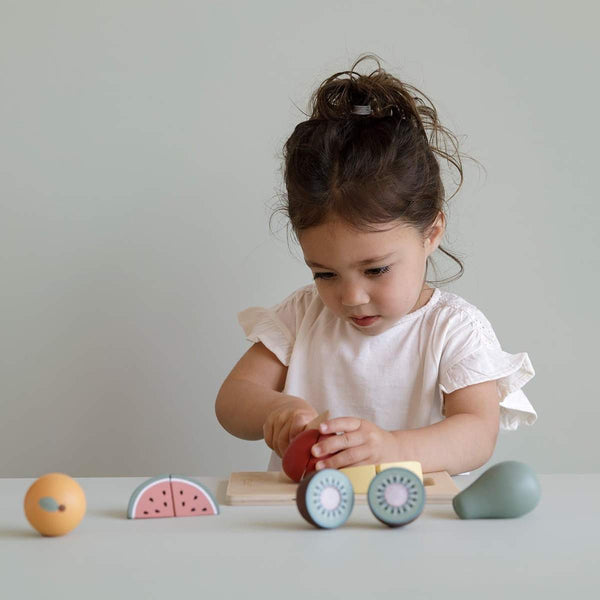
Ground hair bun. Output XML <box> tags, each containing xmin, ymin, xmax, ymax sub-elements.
<box><xmin>307</xmin><ymin>53</ymin><xmax>428</xmax><ymax>132</ymax></box>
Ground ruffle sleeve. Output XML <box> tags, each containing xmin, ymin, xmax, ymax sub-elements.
<box><xmin>237</xmin><ymin>285</ymin><xmax>314</xmax><ymax>367</ymax></box>
<box><xmin>438</xmin><ymin>307</ymin><xmax>537</xmax><ymax>431</ymax></box>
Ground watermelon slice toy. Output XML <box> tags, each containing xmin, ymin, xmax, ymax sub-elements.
<box><xmin>127</xmin><ymin>474</ymin><xmax>219</xmax><ymax>519</ymax></box>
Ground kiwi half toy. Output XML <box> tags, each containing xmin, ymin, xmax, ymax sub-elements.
<box><xmin>367</xmin><ymin>467</ymin><xmax>425</xmax><ymax>527</ymax></box>
<box><xmin>296</xmin><ymin>469</ymin><xmax>355</xmax><ymax>529</ymax></box>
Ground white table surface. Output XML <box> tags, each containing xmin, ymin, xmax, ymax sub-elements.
<box><xmin>1</xmin><ymin>473</ymin><xmax>597</xmax><ymax>599</ymax></box>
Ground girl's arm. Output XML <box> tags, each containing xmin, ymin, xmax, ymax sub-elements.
<box><xmin>215</xmin><ymin>342</ymin><xmax>317</xmax><ymax>451</ymax></box>
<box><xmin>390</xmin><ymin>379</ymin><xmax>501</xmax><ymax>474</ymax></box>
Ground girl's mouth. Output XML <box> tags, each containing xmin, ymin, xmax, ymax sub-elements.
<box><xmin>350</xmin><ymin>316</ymin><xmax>380</xmax><ymax>327</ymax></box>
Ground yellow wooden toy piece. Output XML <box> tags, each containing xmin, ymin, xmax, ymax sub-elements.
<box><xmin>339</xmin><ymin>465</ymin><xmax>377</xmax><ymax>494</ymax></box>
<box><xmin>340</xmin><ymin>463</ymin><xmax>423</xmax><ymax>494</ymax></box>
<box><xmin>376</xmin><ymin>461</ymin><xmax>423</xmax><ymax>482</ymax></box>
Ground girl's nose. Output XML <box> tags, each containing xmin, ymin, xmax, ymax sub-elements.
<box><xmin>340</xmin><ymin>282</ymin><xmax>370</xmax><ymax>307</ymax></box>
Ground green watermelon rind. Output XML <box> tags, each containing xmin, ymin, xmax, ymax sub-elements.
<box><xmin>169</xmin><ymin>474</ymin><xmax>220</xmax><ymax>515</ymax></box>
<box><xmin>127</xmin><ymin>474</ymin><xmax>171</xmax><ymax>519</ymax></box>
<box><xmin>127</xmin><ymin>474</ymin><xmax>220</xmax><ymax>519</ymax></box>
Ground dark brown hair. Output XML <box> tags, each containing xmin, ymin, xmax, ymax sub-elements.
<box><xmin>271</xmin><ymin>53</ymin><xmax>481</xmax><ymax>284</ymax></box>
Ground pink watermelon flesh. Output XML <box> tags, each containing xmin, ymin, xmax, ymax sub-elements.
<box><xmin>170</xmin><ymin>478</ymin><xmax>218</xmax><ymax>516</ymax></box>
<box><xmin>133</xmin><ymin>480</ymin><xmax>175</xmax><ymax>519</ymax></box>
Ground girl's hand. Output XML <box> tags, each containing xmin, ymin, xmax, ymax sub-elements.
<box><xmin>263</xmin><ymin>397</ymin><xmax>318</xmax><ymax>458</ymax></box>
<box><xmin>310</xmin><ymin>417</ymin><xmax>397</xmax><ymax>470</ymax></box>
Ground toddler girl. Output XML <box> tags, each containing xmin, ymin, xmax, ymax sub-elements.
<box><xmin>215</xmin><ymin>54</ymin><xmax>536</xmax><ymax>476</ymax></box>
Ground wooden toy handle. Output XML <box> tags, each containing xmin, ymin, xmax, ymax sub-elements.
<box><xmin>305</xmin><ymin>410</ymin><xmax>330</xmax><ymax>431</ymax></box>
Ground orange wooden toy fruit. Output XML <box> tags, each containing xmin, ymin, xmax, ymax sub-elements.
<box><xmin>24</xmin><ymin>473</ymin><xmax>86</xmax><ymax>537</ymax></box>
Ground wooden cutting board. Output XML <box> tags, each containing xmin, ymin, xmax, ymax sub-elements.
<box><xmin>226</xmin><ymin>470</ymin><xmax>460</xmax><ymax>506</ymax></box>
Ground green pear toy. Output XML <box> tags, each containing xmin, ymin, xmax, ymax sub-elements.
<box><xmin>453</xmin><ymin>461</ymin><xmax>541</xmax><ymax>519</ymax></box>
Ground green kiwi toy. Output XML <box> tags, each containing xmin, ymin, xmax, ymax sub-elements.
<box><xmin>296</xmin><ymin>469</ymin><xmax>355</xmax><ymax>529</ymax></box>
<box><xmin>452</xmin><ymin>461</ymin><xmax>541</xmax><ymax>519</ymax></box>
<box><xmin>367</xmin><ymin>467</ymin><xmax>426</xmax><ymax>527</ymax></box>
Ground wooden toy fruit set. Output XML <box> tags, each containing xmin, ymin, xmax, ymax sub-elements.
<box><xmin>22</xmin><ymin>418</ymin><xmax>541</xmax><ymax>537</ymax></box>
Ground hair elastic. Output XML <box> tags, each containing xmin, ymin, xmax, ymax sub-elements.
<box><xmin>351</xmin><ymin>104</ymin><xmax>372</xmax><ymax>115</ymax></box>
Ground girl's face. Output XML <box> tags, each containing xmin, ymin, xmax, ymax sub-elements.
<box><xmin>298</xmin><ymin>216</ymin><xmax>445</xmax><ymax>336</ymax></box>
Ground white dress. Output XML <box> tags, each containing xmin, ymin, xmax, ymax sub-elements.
<box><xmin>238</xmin><ymin>283</ymin><xmax>537</xmax><ymax>471</ymax></box>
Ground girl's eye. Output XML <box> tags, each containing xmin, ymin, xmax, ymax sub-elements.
<box><xmin>313</xmin><ymin>265</ymin><xmax>391</xmax><ymax>280</ymax></box>
<box><xmin>366</xmin><ymin>265</ymin><xmax>391</xmax><ymax>276</ymax></box>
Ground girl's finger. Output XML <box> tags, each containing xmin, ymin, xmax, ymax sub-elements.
<box><xmin>304</xmin><ymin>410</ymin><xmax>330</xmax><ymax>430</ymax></box>
<box><xmin>316</xmin><ymin>446</ymin><xmax>371</xmax><ymax>471</ymax></box>
<box><xmin>319</xmin><ymin>417</ymin><xmax>362</xmax><ymax>435</ymax></box>
<box><xmin>312</xmin><ymin>429</ymin><xmax>364</xmax><ymax>458</ymax></box>
<box><xmin>288</xmin><ymin>413</ymin><xmax>312</xmax><ymax>442</ymax></box>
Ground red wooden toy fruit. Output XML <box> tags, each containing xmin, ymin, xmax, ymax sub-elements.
<box><xmin>282</xmin><ymin>429</ymin><xmax>335</xmax><ymax>482</ymax></box>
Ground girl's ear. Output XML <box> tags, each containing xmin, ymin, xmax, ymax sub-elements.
<box><xmin>425</xmin><ymin>212</ymin><xmax>446</xmax><ymax>254</ymax></box>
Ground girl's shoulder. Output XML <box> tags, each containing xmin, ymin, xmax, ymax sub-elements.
<box><xmin>434</xmin><ymin>288</ymin><xmax>485</xmax><ymax>315</ymax></box>
<box><xmin>273</xmin><ymin>282</ymin><xmax>320</xmax><ymax>313</ymax></box>
<box><xmin>431</xmin><ymin>288</ymin><xmax>498</xmax><ymax>342</ymax></box>
<box><xmin>237</xmin><ymin>283</ymin><xmax>320</xmax><ymax>366</ymax></box>
<box><xmin>283</xmin><ymin>282</ymin><xmax>319</xmax><ymax>301</ymax></box>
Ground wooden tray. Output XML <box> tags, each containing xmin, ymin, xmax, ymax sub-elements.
<box><xmin>226</xmin><ymin>470</ymin><xmax>460</xmax><ymax>506</ymax></box>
